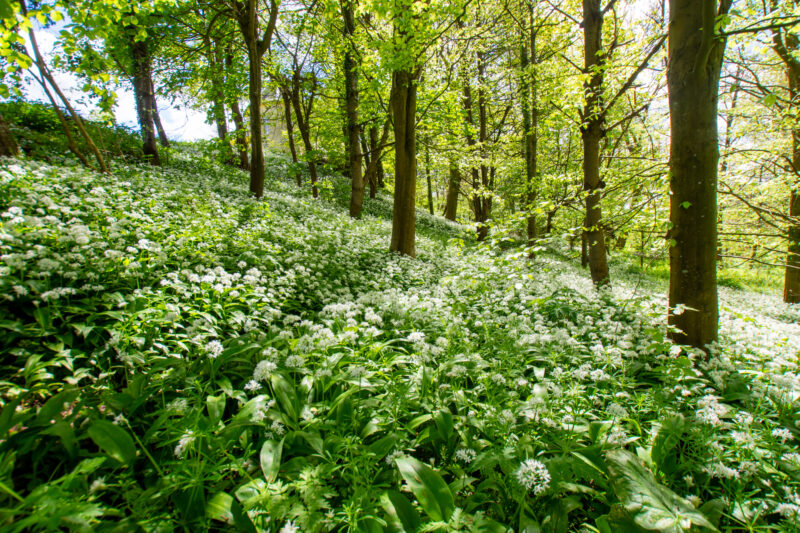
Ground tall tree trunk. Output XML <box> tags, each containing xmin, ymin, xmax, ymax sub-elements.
<box><xmin>476</xmin><ymin>51</ymin><xmax>490</xmax><ymax>241</ymax></box>
<box><xmin>0</xmin><ymin>112</ymin><xmax>18</xmax><ymax>156</ymax></box>
<box><xmin>280</xmin><ymin>86</ymin><xmax>299</xmax><ymax>185</ymax></box>
<box><xmin>131</xmin><ymin>38</ymin><xmax>161</xmax><ymax>166</ymax></box>
<box><xmin>667</xmin><ymin>0</ymin><xmax>730</xmax><ymax>349</ymax></box>
<box><xmin>771</xmin><ymin>21</ymin><xmax>800</xmax><ymax>303</ymax></box>
<box><xmin>461</xmin><ymin>68</ymin><xmax>484</xmax><ymax>239</ymax></box>
<box><xmin>520</xmin><ymin>10</ymin><xmax>539</xmax><ymax>251</ymax></box>
<box><xmin>233</xmin><ymin>0</ymin><xmax>278</xmax><ymax>198</ymax></box>
<box><xmin>290</xmin><ymin>75</ymin><xmax>319</xmax><ymax>198</ymax></box>
<box><xmin>151</xmin><ymin>79</ymin><xmax>169</xmax><ymax>147</ymax></box>
<box><xmin>581</xmin><ymin>0</ymin><xmax>609</xmax><ymax>285</ymax></box>
<box><xmin>342</xmin><ymin>0</ymin><xmax>364</xmax><ymax>218</ymax></box>
<box><xmin>425</xmin><ymin>141</ymin><xmax>434</xmax><ymax>215</ymax></box>
<box><xmin>390</xmin><ymin>68</ymin><xmax>418</xmax><ymax>257</ymax></box>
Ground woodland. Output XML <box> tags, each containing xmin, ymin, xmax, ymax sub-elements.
<box><xmin>1</xmin><ymin>0</ymin><xmax>800</xmax><ymax>531</ymax></box>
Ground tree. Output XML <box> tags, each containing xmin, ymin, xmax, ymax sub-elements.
<box><xmin>230</xmin><ymin>0</ymin><xmax>279</xmax><ymax>198</ymax></box>
<box><xmin>667</xmin><ymin>0</ymin><xmax>733</xmax><ymax>349</ymax></box>
<box><xmin>341</xmin><ymin>0</ymin><xmax>364</xmax><ymax>218</ymax></box>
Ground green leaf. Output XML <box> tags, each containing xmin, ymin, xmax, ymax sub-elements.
<box><xmin>87</xmin><ymin>419</ymin><xmax>136</xmax><ymax>465</ymax></box>
<box><xmin>206</xmin><ymin>492</ymin><xmax>257</xmax><ymax>533</ymax></box>
<box><xmin>206</xmin><ymin>395</ymin><xmax>225</xmax><ymax>425</ymax></box>
<box><xmin>260</xmin><ymin>438</ymin><xmax>283</xmax><ymax>482</ymax></box>
<box><xmin>606</xmin><ymin>449</ymin><xmax>718</xmax><ymax>532</ymax></box>
<box><xmin>381</xmin><ymin>490</ymin><xmax>421</xmax><ymax>532</ymax></box>
<box><xmin>0</xmin><ymin>0</ymin><xmax>14</xmax><ymax>20</ymax></box>
<box><xmin>270</xmin><ymin>374</ymin><xmax>298</xmax><ymax>422</ymax></box>
<box><xmin>395</xmin><ymin>456</ymin><xmax>454</xmax><ymax>522</ymax></box>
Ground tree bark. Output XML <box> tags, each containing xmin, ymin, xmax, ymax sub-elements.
<box><xmin>131</xmin><ymin>38</ymin><xmax>161</xmax><ymax>166</ymax></box>
<box><xmin>444</xmin><ymin>163</ymin><xmax>459</xmax><ymax>220</ymax></box>
<box><xmin>770</xmin><ymin>18</ymin><xmax>800</xmax><ymax>303</ymax></box>
<box><xmin>581</xmin><ymin>0</ymin><xmax>609</xmax><ymax>285</ymax></box>
<box><xmin>390</xmin><ymin>68</ymin><xmax>418</xmax><ymax>257</ymax></box>
<box><xmin>290</xmin><ymin>74</ymin><xmax>319</xmax><ymax>198</ymax></box>
<box><xmin>0</xmin><ymin>112</ymin><xmax>18</xmax><ymax>157</ymax></box>
<box><xmin>365</xmin><ymin>119</ymin><xmax>390</xmax><ymax>199</ymax></box>
<box><xmin>233</xmin><ymin>0</ymin><xmax>278</xmax><ymax>198</ymax></box>
<box><xmin>520</xmin><ymin>8</ymin><xmax>539</xmax><ymax>251</ymax></box>
<box><xmin>280</xmin><ymin>86</ymin><xmax>299</xmax><ymax>185</ymax></box>
<box><xmin>342</xmin><ymin>0</ymin><xmax>364</xmax><ymax>218</ymax></box>
<box><xmin>151</xmin><ymin>79</ymin><xmax>169</xmax><ymax>147</ymax></box>
<box><xmin>425</xmin><ymin>141</ymin><xmax>434</xmax><ymax>215</ymax></box>
<box><xmin>226</xmin><ymin>49</ymin><xmax>250</xmax><ymax>171</ymax></box>
<box><xmin>667</xmin><ymin>0</ymin><xmax>730</xmax><ymax>349</ymax></box>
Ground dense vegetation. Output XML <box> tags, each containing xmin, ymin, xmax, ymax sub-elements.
<box><xmin>1</xmin><ymin>0</ymin><xmax>800</xmax><ymax>530</ymax></box>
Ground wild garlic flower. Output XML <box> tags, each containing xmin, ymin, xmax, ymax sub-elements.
<box><xmin>515</xmin><ymin>459</ymin><xmax>551</xmax><ymax>495</ymax></box>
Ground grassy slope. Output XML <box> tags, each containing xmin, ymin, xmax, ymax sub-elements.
<box><xmin>1</xmin><ymin>144</ymin><xmax>799</xmax><ymax>532</ymax></box>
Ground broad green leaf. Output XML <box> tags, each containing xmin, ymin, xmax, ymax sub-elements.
<box><xmin>206</xmin><ymin>491</ymin><xmax>257</xmax><ymax>533</ymax></box>
<box><xmin>606</xmin><ymin>449</ymin><xmax>718</xmax><ymax>532</ymax></box>
<box><xmin>206</xmin><ymin>394</ymin><xmax>225</xmax><ymax>425</ymax></box>
<box><xmin>260</xmin><ymin>438</ymin><xmax>283</xmax><ymax>482</ymax></box>
<box><xmin>271</xmin><ymin>374</ymin><xmax>298</xmax><ymax>422</ymax></box>
<box><xmin>381</xmin><ymin>490</ymin><xmax>421</xmax><ymax>532</ymax></box>
<box><xmin>87</xmin><ymin>420</ymin><xmax>136</xmax><ymax>465</ymax></box>
<box><xmin>395</xmin><ymin>456</ymin><xmax>454</xmax><ymax>522</ymax></box>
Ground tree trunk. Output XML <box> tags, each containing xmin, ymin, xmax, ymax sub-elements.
<box><xmin>151</xmin><ymin>79</ymin><xmax>169</xmax><ymax>147</ymax></box>
<box><xmin>581</xmin><ymin>0</ymin><xmax>609</xmax><ymax>285</ymax></box>
<box><xmin>667</xmin><ymin>0</ymin><xmax>729</xmax><ymax>349</ymax></box>
<box><xmin>771</xmin><ymin>22</ymin><xmax>800</xmax><ymax>302</ymax></box>
<box><xmin>425</xmin><ymin>141</ymin><xmax>434</xmax><ymax>215</ymax></box>
<box><xmin>226</xmin><ymin>49</ymin><xmax>250</xmax><ymax>171</ymax></box>
<box><xmin>0</xmin><ymin>112</ymin><xmax>18</xmax><ymax>157</ymax></box>
<box><xmin>366</xmin><ymin>119</ymin><xmax>390</xmax><ymax>199</ymax></box>
<box><xmin>279</xmin><ymin>86</ymin><xmax>300</xmax><ymax>186</ymax></box>
<box><xmin>343</xmin><ymin>0</ymin><xmax>364</xmax><ymax>218</ymax></box>
<box><xmin>520</xmin><ymin>10</ymin><xmax>538</xmax><ymax>251</ymax></box>
<box><xmin>476</xmin><ymin>51</ymin><xmax>490</xmax><ymax>241</ymax></box>
<box><xmin>290</xmin><ymin>75</ymin><xmax>318</xmax><ymax>198</ymax></box>
<box><xmin>390</xmin><ymin>69</ymin><xmax>418</xmax><ymax>257</ymax></box>
<box><xmin>131</xmin><ymin>38</ymin><xmax>161</xmax><ymax>166</ymax></box>
<box><xmin>233</xmin><ymin>0</ymin><xmax>278</xmax><ymax>198</ymax></box>
<box><xmin>785</xmin><ymin>67</ymin><xmax>800</xmax><ymax>302</ymax></box>
<box><xmin>444</xmin><ymin>163</ymin><xmax>459</xmax><ymax>220</ymax></box>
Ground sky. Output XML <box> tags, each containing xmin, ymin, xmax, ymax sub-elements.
<box><xmin>19</xmin><ymin>25</ymin><xmax>217</xmax><ymax>142</ymax></box>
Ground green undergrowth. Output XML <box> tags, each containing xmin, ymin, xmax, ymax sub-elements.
<box><xmin>1</xmin><ymin>145</ymin><xmax>800</xmax><ymax>532</ymax></box>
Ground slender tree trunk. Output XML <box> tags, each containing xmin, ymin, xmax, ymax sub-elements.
<box><xmin>23</xmin><ymin>0</ymin><xmax>107</xmax><ymax>172</ymax></box>
<box><xmin>342</xmin><ymin>0</ymin><xmax>364</xmax><ymax>218</ymax></box>
<box><xmin>0</xmin><ymin>112</ymin><xmax>18</xmax><ymax>156</ymax></box>
<box><xmin>226</xmin><ymin>49</ymin><xmax>250</xmax><ymax>171</ymax></box>
<box><xmin>390</xmin><ymin>68</ymin><xmax>418</xmax><ymax>256</ymax></box>
<box><xmin>444</xmin><ymin>163</ymin><xmax>459</xmax><ymax>220</ymax></box>
<box><xmin>461</xmin><ymin>68</ymin><xmax>484</xmax><ymax>239</ymax></box>
<box><xmin>476</xmin><ymin>51</ymin><xmax>490</xmax><ymax>241</ymax></box>
<box><xmin>365</xmin><ymin>119</ymin><xmax>390</xmax><ymax>198</ymax></box>
<box><xmin>290</xmin><ymin>75</ymin><xmax>318</xmax><ymax>198</ymax></box>
<box><xmin>280</xmin><ymin>87</ymin><xmax>299</xmax><ymax>170</ymax></box>
<box><xmin>581</xmin><ymin>0</ymin><xmax>609</xmax><ymax>285</ymax></box>
<box><xmin>425</xmin><ymin>141</ymin><xmax>434</xmax><ymax>215</ymax></box>
<box><xmin>667</xmin><ymin>0</ymin><xmax>730</xmax><ymax>349</ymax></box>
<box><xmin>785</xmin><ymin>68</ymin><xmax>800</xmax><ymax>302</ymax></box>
<box><xmin>31</xmin><ymin>72</ymin><xmax>91</xmax><ymax>167</ymax></box>
<box><xmin>151</xmin><ymin>79</ymin><xmax>169</xmax><ymax>147</ymax></box>
<box><xmin>131</xmin><ymin>38</ymin><xmax>161</xmax><ymax>166</ymax></box>
<box><xmin>520</xmin><ymin>11</ymin><xmax>539</xmax><ymax>251</ymax></box>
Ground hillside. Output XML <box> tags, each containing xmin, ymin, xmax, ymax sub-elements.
<box><xmin>1</xmin><ymin>147</ymin><xmax>800</xmax><ymax>532</ymax></box>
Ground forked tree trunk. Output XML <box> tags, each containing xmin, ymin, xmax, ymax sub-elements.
<box><xmin>342</xmin><ymin>0</ymin><xmax>364</xmax><ymax>218</ymax></box>
<box><xmin>581</xmin><ymin>0</ymin><xmax>609</xmax><ymax>285</ymax></box>
<box><xmin>131</xmin><ymin>38</ymin><xmax>161</xmax><ymax>166</ymax></box>
<box><xmin>390</xmin><ymin>69</ymin><xmax>418</xmax><ymax>257</ymax></box>
<box><xmin>667</xmin><ymin>0</ymin><xmax>730</xmax><ymax>349</ymax></box>
<box><xmin>0</xmin><ymin>112</ymin><xmax>18</xmax><ymax>156</ymax></box>
<box><xmin>233</xmin><ymin>0</ymin><xmax>278</xmax><ymax>198</ymax></box>
<box><xmin>444</xmin><ymin>163</ymin><xmax>459</xmax><ymax>220</ymax></box>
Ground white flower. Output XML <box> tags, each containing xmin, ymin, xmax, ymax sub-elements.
<box><xmin>773</xmin><ymin>427</ymin><xmax>793</xmax><ymax>443</ymax></box>
<box><xmin>279</xmin><ymin>520</ymin><xmax>299</xmax><ymax>533</ymax></box>
<box><xmin>244</xmin><ymin>379</ymin><xmax>262</xmax><ymax>392</ymax></box>
<box><xmin>515</xmin><ymin>459</ymin><xmax>551</xmax><ymax>495</ymax></box>
<box><xmin>174</xmin><ymin>430</ymin><xmax>195</xmax><ymax>458</ymax></box>
<box><xmin>455</xmin><ymin>448</ymin><xmax>477</xmax><ymax>464</ymax></box>
<box><xmin>254</xmin><ymin>360</ymin><xmax>277</xmax><ymax>382</ymax></box>
<box><xmin>206</xmin><ymin>340</ymin><xmax>224</xmax><ymax>359</ymax></box>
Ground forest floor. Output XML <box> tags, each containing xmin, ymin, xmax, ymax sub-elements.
<box><xmin>1</xmin><ymin>145</ymin><xmax>800</xmax><ymax>532</ymax></box>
